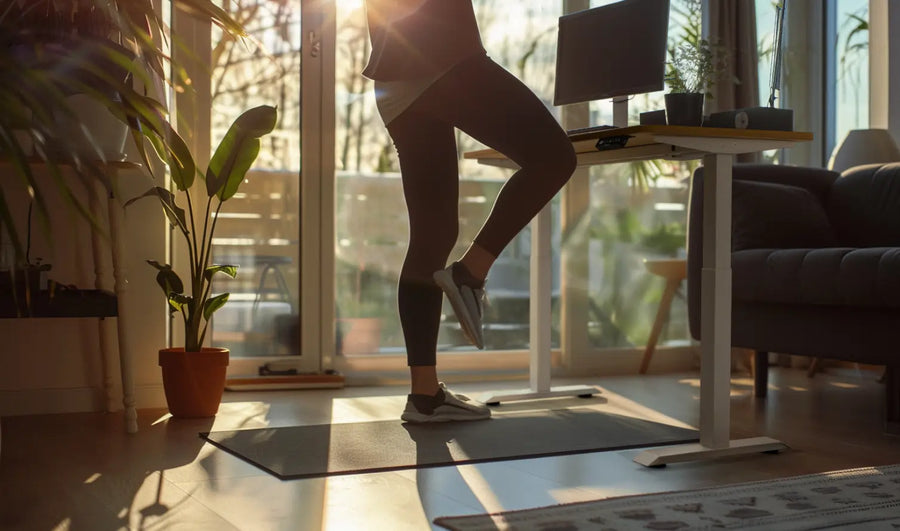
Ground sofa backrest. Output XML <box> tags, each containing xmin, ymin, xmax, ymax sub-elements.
<box><xmin>827</xmin><ymin>162</ymin><xmax>900</xmax><ymax>247</ymax></box>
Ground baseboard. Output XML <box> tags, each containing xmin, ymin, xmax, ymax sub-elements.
<box><xmin>0</xmin><ymin>384</ymin><xmax>166</xmax><ymax>416</ymax></box>
<box><xmin>0</xmin><ymin>387</ymin><xmax>105</xmax><ymax>416</ymax></box>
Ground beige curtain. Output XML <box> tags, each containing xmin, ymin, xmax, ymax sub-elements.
<box><xmin>707</xmin><ymin>0</ymin><xmax>760</xmax><ymax>115</ymax></box>
<box><xmin>708</xmin><ymin>0</ymin><xmax>761</xmax><ymax>162</ymax></box>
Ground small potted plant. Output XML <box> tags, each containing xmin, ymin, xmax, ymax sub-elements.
<box><xmin>665</xmin><ymin>39</ymin><xmax>728</xmax><ymax>126</ymax></box>
<box><xmin>127</xmin><ymin>105</ymin><xmax>277</xmax><ymax>418</ymax></box>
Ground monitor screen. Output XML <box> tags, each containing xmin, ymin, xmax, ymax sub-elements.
<box><xmin>554</xmin><ymin>0</ymin><xmax>670</xmax><ymax>106</ymax></box>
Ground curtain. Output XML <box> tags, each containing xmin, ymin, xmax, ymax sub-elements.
<box><xmin>707</xmin><ymin>0</ymin><xmax>760</xmax><ymax>114</ymax></box>
<box><xmin>707</xmin><ymin>0</ymin><xmax>761</xmax><ymax>162</ymax></box>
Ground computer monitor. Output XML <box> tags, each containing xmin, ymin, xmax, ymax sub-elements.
<box><xmin>554</xmin><ymin>0</ymin><xmax>670</xmax><ymax>109</ymax></box>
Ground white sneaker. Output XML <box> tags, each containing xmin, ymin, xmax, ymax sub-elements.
<box><xmin>433</xmin><ymin>264</ymin><xmax>486</xmax><ymax>349</ymax></box>
<box><xmin>401</xmin><ymin>383</ymin><xmax>492</xmax><ymax>423</ymax></box>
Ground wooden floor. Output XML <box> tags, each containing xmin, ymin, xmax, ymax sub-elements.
<box><xmin>1</xmin><ymin>367</ymin><xmax>897</xmax><ymax>530</ymax></box>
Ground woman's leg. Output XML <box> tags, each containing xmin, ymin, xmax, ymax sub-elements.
<box><xmin>387</xmin><ymin>108</ymin><xmax>459</xmax><ymax>395</ymax></box>
<box><xmin>418</xmin><ymin>54</ymin><xmax>578</xmax><ymax>281</ymax></box>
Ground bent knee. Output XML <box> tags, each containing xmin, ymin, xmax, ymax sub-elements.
<box><xmin>536</xmin><ymin>137</ymin><xmax>576</xmax><ymax>184</ymax></box>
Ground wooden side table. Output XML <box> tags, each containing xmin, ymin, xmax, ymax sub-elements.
<box><xmin>639</xmin><ymin>258</ymin><xmax>687</xmax><ymax>374</ymax></box>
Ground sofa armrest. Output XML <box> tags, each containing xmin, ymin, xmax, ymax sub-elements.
<box><xmin>686</xmin><ymin>164</ymin><xmax>840</xmax><ymax>340</ymax></box>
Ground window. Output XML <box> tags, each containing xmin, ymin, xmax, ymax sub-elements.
<box><xmin>829</xmin><ymin>0</ymin><xmax>869</xmax><ymax>156</ymax></box>
<box><xmin>572</xmin><ymin>0</ymin><xmax>696</xmax><ymax>353</ymax></box>
<box><xmin>333</xmin><ymin>1</ymin><xmax>564</xmax><ymax>362</ymax></box>
<box><xmin>170</xmin><ymin>1</ymin><xmax>305</xmax><ymax>362</ymax></box>
<box><xmin>167</xmin><ymin>1</ymin><xmax>876</xmax><ymax>376</ymax></box>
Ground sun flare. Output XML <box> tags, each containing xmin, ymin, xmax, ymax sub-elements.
<box><xmin>335</xmin><ymin>0</ymin><xmax>364</xmax><ymax>14</ymax></box>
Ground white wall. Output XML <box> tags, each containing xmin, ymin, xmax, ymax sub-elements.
<box><xmin>0</xmin><ymin>162</ymin><xmax>168</xmax><ymax>416</ymax></box>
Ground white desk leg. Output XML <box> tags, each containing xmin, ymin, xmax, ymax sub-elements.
<box><xmin>481</xmin><ymin>203</ymin><xmax>597</xmax><ymax>404</ymax></box>
<box><xmin>634</xmin><ymin>153</ymin><xmax>786</xmax><ymax>467</ymax></box>
<box><xmin>108</xmin><ymin>185</ymin><xmax>138</xmax><ymax>434</ymax></box>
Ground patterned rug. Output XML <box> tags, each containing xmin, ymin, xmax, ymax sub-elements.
<box><xmin>434</xmin><ymin>464</ymin><xmax>900</xmax><ymax>530</ymax></box>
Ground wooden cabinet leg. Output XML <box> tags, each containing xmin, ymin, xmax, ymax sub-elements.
<box><xmin>639</xmin><ymin>278</ymin><xmax>680</xmax><ymax>374</ymax></box>
<box><xmin>753</xmin><ymin>350</ymin><xmax>769</xmax><ymax>398</ymax></box>
<box><xmin>108</xmin><ymin>185</ymin><xmax>137</xmax><ymax>434</ymax></box>
<box><xmin>807</xmin><ymin>357</ymin><xmax>821</xmax><ymax>378</ymax></box>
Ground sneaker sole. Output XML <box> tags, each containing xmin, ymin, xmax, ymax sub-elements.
<box><xmin>433</xmin><ymin>268</ymin><xmax>484</xmax><ymax>349</ymax></box>
<box><xmin>401</xmin><ymin>411</ymin><xmax>491</xmax><ymax>423</ymax></box>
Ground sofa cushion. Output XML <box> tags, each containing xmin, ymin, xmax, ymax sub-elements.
<box><xmin>733</xmin><ymin>247</ymin><xmax>900</xmax><ymax>307</ymax></box>
<box><xmin>827</xmin><ymin>162</ymin><xmax>900</xmax><ymax>246</ymax></box>
<box><xmin>732</xmin><ymin>180</ymin><xmax>838</xmax><ymax>251</ymax></box>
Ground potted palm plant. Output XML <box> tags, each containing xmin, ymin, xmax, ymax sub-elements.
<box><xmin>0</xmin><ymin>0</ymin><xmax>246</xmax><ymax>272</ymax></box>
<box><xmin>126</xmin><ymin>105</ymin><xmax>278</xmax><ymax>418</ymax></box>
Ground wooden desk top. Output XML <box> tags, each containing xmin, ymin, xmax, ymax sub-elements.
<box><xmin>569</xmin><ymin>124</ymin><xmax>813</xmax><ymax>142</ymax></box>
<box><xmin>465</xmin><ymin>125</ymin><xmax>814</xmax><ymax>162</ymax></box>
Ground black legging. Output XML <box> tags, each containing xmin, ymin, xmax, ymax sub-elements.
<box><xmin>388</xmin><ymin>52</ymin><xmax>577</xmax><ymax>366</ymax></box>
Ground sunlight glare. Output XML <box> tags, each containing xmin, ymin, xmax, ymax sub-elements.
<box><xmin>84</xmin><ymin>472</ymin><xmax>102</xmax><ymax>484</ymax></box>
<box><xmin>551</xmin><ymin>486</ymin><xmax>634</xmax><ymax>504</ymax></box>
<box><xmin>335</xmin><ymin>0</ymin><xmax>364</xmax><ymax>14</ymax></box>
<box><xmin>457</xmin><ymin>465</ymin><xmax>505</xmax><ymax>513</ymax></box>
<box><xmin>151</xmin><ymin>413</ymin><xmax>172</xmax><ymax>426</ymax></box>
<box><xmin>829</xmin><ymin>381</ymin><xmax>860</xmax><ymax>389</ymax></box>
<box><xmin>593</xmin><ymin>387</ymin><xmax>696</xmax><ymax>430</ymax></box>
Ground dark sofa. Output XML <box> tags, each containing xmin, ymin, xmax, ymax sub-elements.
<box><xmin>687</xmin><ymin>162</ymin><xmax>900</xmax><ymax>433</ymax></box>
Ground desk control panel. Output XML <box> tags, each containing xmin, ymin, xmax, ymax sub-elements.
<box><xmin>595</xmin><ymin>135</ymin><xmax>633</xmax><ymax>151</ymax></box>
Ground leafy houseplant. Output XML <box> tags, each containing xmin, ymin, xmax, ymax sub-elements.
<box><xmin>126</xmin><ymin>104</ymin><xmax>277</xmax><ymax>417</ymax></box>
<box><xmin>664</xmin><ymin>39</ymin><xmax>728</xmax><ymax>126</ymax></box>
<box><xmin>0</xmin><ymin>0</ymin><xmax>246</xmax><ymax>274</ymax></box>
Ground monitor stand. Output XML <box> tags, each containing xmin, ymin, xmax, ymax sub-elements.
<box><xmin>613</xmin><ymin>96</ymin><xmax>629</xmax><ymax>127</ymax></box>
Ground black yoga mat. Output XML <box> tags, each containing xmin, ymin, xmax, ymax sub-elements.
<box><xmin>201</xmin><ymin>408</ymin><xmax>698</xmax><ymax>480</ymax></box>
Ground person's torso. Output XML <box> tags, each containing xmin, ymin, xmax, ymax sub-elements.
<box><xmin>361</xmin><ymin>0</ymin><xmax>484</xmax><ymax>82</ymax></box>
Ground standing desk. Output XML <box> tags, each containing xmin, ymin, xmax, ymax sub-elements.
<box><xmin>465</xmin><ymin>124</ymin><xmax>813</xmax><ymax>467</ymax></box>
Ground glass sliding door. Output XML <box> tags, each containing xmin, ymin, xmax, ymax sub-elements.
<box><xmin>332</xmin><ymin>0</ymin><xmax>563</xmax><ymax>365</ymax></box>
<box><xmin>205</xmin><ymin>1</ymin><xmax>303</xmax><ymax>359</ymax></box>
<box><xmin>569</xmin><ymin>0</ymin><xmax>694</xmax><ymax>356</ymax></box>
<box><xmin>830</xmin><ymin>0</ymin><xmax>869</xmax><ymax>155</ymax></box>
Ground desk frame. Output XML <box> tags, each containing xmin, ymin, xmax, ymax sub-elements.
<box><xmin>467</xmin><ymin>125</ymin><xmax>812</xmax><ymax>466</ymax></box>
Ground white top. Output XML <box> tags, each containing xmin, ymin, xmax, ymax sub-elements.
<box><xmin>374</xmin><ymin>74</ymin><xmax>447</xmax><ymax>125</ymax></box>
<box><xmin>366</xmin><ymin>0</ymin><xmax>449</xmax><ymax>125</ymax></box>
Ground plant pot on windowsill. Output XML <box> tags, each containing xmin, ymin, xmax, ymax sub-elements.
<box><xmin>665</xmin><ymin>92</ymin><xmax>705</xmax><ymax>126</ymax></box>
<box><xmin>159</xmin><ymin>347</ymin><xmax>230</xmax><ymax>418</ymax></box>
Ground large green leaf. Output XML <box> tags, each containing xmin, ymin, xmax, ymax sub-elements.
<box><xmin>206</xmin><ymin>105</ymin><xmax>277</xmax><ymax>201</ymax></box>
<box><xmin>146</xmin><ymin>260</ymin><xmax>185</xmax><ymax>314</ymax></box>
<box><xmin>118</xmin><ymin>95</ymin><xmax>195</xmax><ymax>189</ymax></box>
<box><xmin>125</xmin><ymin>187</ymin><xmax>188</xmax><ymax>236</ymax></box>
<box><xmin>172</xmin><ymin>0</ymin><xmax>248</xmax><ymax>37</ymax></box>
<box><xmin>204</xmin><ymin>264</ymin><xmax>238</xmax><ymax>281</ymax></box>
<box><xmin>168</xmin><ymin>292</ymin><xmax>192</xmax><ymax>313</ymax></box>
<box><xmin>203</xmin><ymin>292</ymin><xmax>230</xmax><ymax>321</ymax></box>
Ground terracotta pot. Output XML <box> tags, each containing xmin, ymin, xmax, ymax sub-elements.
<box><xmin>159</xmin><ymin>347</ymin><xmax>229</xmax><ymax>418</ymax></box>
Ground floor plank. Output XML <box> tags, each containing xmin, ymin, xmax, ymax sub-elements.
<box><xmin>1</xmin><ymin>367</ymin><xmax>897</xmax><ymax>530</ymax></box>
